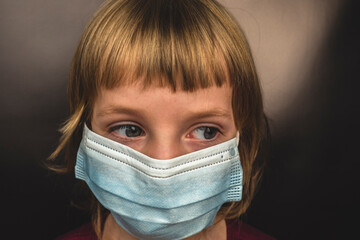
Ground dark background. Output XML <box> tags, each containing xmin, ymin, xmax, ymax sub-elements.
<box><xmin>1</xmin><ymin>0</ymin><xmax>359</xmax><ymax>239</ymax></box>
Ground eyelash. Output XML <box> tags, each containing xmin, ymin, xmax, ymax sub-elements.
<box><xmin>109</xmin><ymin>124</ymin><xmax>145</xmax><ymax>139</ymax></box>
<box><xmin>187</xmin><ymin>126</ymin><xmax>222</xmax><ymax>140</ymax></box>
<box><xmin>109</xmin><ymin>124</ymin><xmax>222</xmax><ymax>141</ymax></box>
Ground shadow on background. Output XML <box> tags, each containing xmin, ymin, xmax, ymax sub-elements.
<box><xmin>0</xmin><ymin>0</ymin><xmax>358</xmax><ymax>239</ymax></box>
<box><xmin>247</xmin><ymin>0</ymin><xmax>360</xmax><ymax>239</ymax></box>
<box><xmin>0</xmin><ymin>1</ymin><xmax>103</xmax><ymax>238</ymax></box>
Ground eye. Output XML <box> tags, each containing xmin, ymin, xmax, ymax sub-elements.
<box><xmin>190</xmin><ymin>126</ymin><xmax>219</xmax><ymax>140</ymax></box>
<box><xmin>110</xmin><ymin>124</ymin><xmax>144</xmax><ymax>138</ymax></box>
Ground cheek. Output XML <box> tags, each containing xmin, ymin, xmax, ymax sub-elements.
<box><xmin>89</xmin><ymin>116</ymin><xmax>108</xmax><ymax>137</ymax></box>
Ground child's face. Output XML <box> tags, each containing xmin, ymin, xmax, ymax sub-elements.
<box><xmin>91</xmin><ymin>83</ymin><xmax>237</xmax><ymax>159</ymax></box>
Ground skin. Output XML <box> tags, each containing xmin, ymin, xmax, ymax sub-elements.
<box><xmin>91</xmin><ymin>82</ymin><xmax>237</xmax><ymax>240</ymax></box>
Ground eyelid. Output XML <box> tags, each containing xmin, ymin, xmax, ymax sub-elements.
<box><xmin>190</xmin><ymin>123</ymin><xmax>224</xmax><ymax>135</ymax></box>
<box><xmin>186</xmin><ymin>125</ymin><xmax>223</xmax><ymax>142</ymax></box>
<box><xmin>108</xmin><ymin>121</ymin><xmax>145</xmax><ymax>132</ymax></box>
<box><xmin>108</xmin><ymin>122</ymin><xmax>146</xmax><ymax>140</ymax></box>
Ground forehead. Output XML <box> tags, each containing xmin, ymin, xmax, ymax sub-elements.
<box><xmin>93</xmin><ymin>83</ymin><xmax>234</xmax><ymax>121</ymax></box>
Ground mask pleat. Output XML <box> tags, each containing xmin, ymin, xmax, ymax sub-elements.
<box><xmin>75</xmin><ymin>124</ymin><xmax>243</xmax><ymax>240</ymax></box>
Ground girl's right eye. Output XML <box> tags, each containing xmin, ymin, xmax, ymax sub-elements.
<box><xmin>110</xmin><ymin>125</ymin><xmax>144</xmax><ymax>138</ymax></box>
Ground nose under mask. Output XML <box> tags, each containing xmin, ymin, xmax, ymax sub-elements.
<box><xmin>75</xmin><ymin>124</ymin><xmax>243</xmax><ymax>240</ymax></box>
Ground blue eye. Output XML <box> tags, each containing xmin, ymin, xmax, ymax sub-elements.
<box><xmin>192</xmin><ymin>126</ymin><xmax>219</xmax><ymax>140</ymax></box>
<box><xmin>111</xmin><ymin>125</ymin><xmax>144</xmax><ymax>138</ymax></box>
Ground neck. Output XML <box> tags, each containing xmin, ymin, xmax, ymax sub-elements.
<box><xmin>102</xmin><ymin>214</ymin><xmax>227</xmax><ymax>240</ymax></box>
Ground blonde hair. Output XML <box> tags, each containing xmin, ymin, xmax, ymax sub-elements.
<box><xmin>48</xmin><ymin>0</ymin><xmax>267</xmax><ymax>238</ymax></box>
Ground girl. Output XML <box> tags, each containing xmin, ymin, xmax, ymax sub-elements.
<box><xmin>50</xmin><ymin>0</ymin><xmax>272</xmax><ymax>239</ymax></box>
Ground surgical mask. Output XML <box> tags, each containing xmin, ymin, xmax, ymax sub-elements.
<box><xmin>75</xmin><ymin>125</ymin><xmax>243</xmax><ymax>240</ymax></box>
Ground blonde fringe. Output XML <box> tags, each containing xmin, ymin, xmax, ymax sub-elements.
<box><xmin>47</xmin><ymin>105</ymin><xmax>85</xmax><ymax>172</ymax></box>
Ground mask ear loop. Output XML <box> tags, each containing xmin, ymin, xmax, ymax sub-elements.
<box><xmin>236</xmin><ymin>132</ymin><xmax>240</xmax><ymax>146</ymax></box>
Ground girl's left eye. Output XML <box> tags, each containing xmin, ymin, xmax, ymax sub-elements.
<box><xmin>190</xmin><ymin>126</ymin><xmax>219</xmax><ymax>140</ymax></box>
<box><xmin>111</xmin><ymin>125</ymin><xmax>144</xmax><ymax>138</ymax></box>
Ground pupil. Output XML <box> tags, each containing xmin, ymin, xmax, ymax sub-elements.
<box><xmin>204</xmin><ymin>127</ymin><xmax>216</xmax><ymax>139</ymax></box>
<box><xmin>126</xmin><ymin>126</ymin><xmax>141</xmax><ymax>137</ymax></box>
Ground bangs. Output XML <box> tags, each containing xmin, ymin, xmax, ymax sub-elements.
<box><xmin>77</xmin><ymin>0</ymin><xmax>245</xmax><ymax>93</ymax></box>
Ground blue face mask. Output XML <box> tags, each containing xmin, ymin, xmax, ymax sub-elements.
<box><xmin>75</xmin><ymin>125</ymin><xmax>243</xmax><ymax>240</ymax></box>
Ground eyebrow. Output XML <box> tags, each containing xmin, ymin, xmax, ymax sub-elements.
<box><xmin>186</xmin><ymin>109</ymin><xmax>232</xmax><ymax>119</ymax></box>
<box><xmin>96</xmin><ymin>105</ymin><xmax>232</xmax><ymax>119</ymax></box>
<box><xmin>96</xmin><ymin>106</ymin><xmax>143</xmax><ymax>117</ymax></box>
